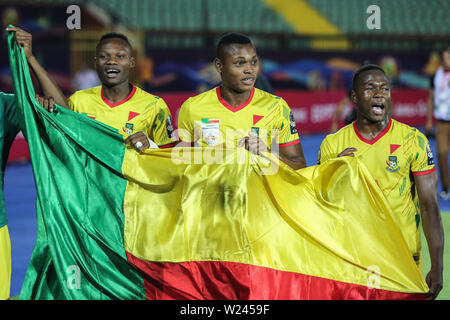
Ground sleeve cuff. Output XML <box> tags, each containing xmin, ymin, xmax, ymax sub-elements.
<box><xmin>279</xmin><ymin>139</ymin><xmax>300</xmax><ymax>148</ymax></box>
<box><xmin>158</xmin><ymin>142</ymin><xmax>177</xmax><ymax>149</ymax></box>
<box><xmin>412</xmin><ymin>167</ymin><xmax>436</xmax><ymax>176</ymax></box>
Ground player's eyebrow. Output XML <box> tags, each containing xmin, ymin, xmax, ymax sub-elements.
<box><xmin>97</xmin><ymin>48</ymin><xmax>128</xmax><ymax>55</ymax></box>
<box><xmin>233</xmin><ymin>55</ymin><xmax>257</xmax><ymax>60</ymax></box>
<box><xmin>363</xmin><ymin>79</ymin><xmax>388</xmax><ymax>85</ymax></box>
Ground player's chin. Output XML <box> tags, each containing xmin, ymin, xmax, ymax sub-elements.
<box><xmin>101</xmin><ymin>77</ymin><xmax>126</xmax><ymax>87</ymax></box>
<box><xmin>235</xmin><ymin>83</ymin><xmax>254</xmax><ymax>93</ymax></box>
<box><xmin>367</xmin><ymin>113</ymin><xmax>388</xmax><ymax>123</ymax></box>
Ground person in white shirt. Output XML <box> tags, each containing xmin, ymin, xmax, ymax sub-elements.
<box><xmin>426</xmin><ymin>47</ymin><xmax>450</xmax><ymax>200</ymax></box>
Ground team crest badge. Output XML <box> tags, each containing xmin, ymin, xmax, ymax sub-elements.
<box><xmin>251</xmin><ymin>127</ymin><xmax>260</xmax><ymax>136</ymax></box>
<box><xmin>386</xmin><ymin>155</ymin><xmax>400</xmax><ymax>172</ymax></box>
<box><xmin>123</xmin><ymin>122</ymin><xmax>134</xmax><ymax>135</ymax></box>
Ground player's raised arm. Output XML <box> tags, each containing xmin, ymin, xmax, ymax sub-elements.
<box><xmin>6</xmin><ymin>26</ymin><xmax>69</xmax><ymax>111</ymax></box>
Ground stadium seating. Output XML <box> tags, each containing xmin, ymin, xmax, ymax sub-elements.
<box><xmin>25</xmin><ymin>0</ymin><xmax>450</xmax><ymax>36</ymax></box>
<box><xmin>52</xmin><ymin>0</ymin><xmax>293</xmax><ymax>33</ymax></box>
<box><xmin>41</xmin><ymin>0</ymin><xmax>295</xmax><ymax>48</ymax></box>
<box><xmin>18</xmin><ymin>0</ymin><xmax>449</xmax><ymax>50</ymax></box>
<box><xmin>306</xmin><ymin>0</ymin><xmax>450</xmax><ymax>35</ymax></box>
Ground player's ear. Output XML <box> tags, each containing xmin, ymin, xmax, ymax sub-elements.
<box><xmin>129</xmin><ymin>56</ymin><xmax>136</xmax><ymax>68</ymax></box>
<box><xmin>214</xmin><ymin>57</ymin><xmax>223</xmax><ymax>74</ymax></box>
<box><xmin>350</xmin><ymin>89</ymin><xmax>357</xmax><ymax>104</ymax></box>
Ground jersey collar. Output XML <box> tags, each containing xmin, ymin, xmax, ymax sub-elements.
<box><xmin>216</xmin><ymin>86</ymin><xmax>255</xmax><ymax>113</ymax></box>
<box><xmin>353</xmin><ymin>118</ymin><xmax>392</xmax><ymax>145</ymax></box>
<box><xmin>101</xmin><ymin>84</ymin><xmax>137</xmax><ymax>108</ymax></box>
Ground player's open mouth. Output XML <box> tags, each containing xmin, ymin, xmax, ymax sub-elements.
<box><xmin>242</xmin><ymin>77</ymin><xmax>255</xmax><ymax>85</ymax></box>
<box><xmin>105</xmin><ymin>68</ymin><xmax>120</xmax><ymax>78</ymax></box>
<box><xmin>372</xmin><ymin>103</ymin><xmax>385</xmax><ymax>115</ymax></box>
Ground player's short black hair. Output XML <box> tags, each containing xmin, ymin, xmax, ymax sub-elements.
<box><xmin>216</xmin><ymin>32</ymin><xmax>254</xmax><ymax>61</ymax></box>
<box><xmin>352</xmin><ymin>64</ymin><xmax>386</xmax><ymax>91</ymax></box>
<box><xmin>97</xmin><ymin>32</ymin><xmax>132</xmax><ymax>50</ymax></box>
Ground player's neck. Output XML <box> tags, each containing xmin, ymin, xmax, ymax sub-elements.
<box><xmin>102</xmin><ymin>82</ymin><xmax>133</xmax><ymax>103</ymax></box>
<box><xmin>355</xmin><ymin>117</ymin><xmax>390</xmax><ymax>140</ymax></box>
<box><xmin>220</xmin><ymin>86</ymin><xmax>252</xmax><ymax>108</ymax></box>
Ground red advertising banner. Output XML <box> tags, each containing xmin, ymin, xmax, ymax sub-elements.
<box><xmin>7</xmin><ymin>89</ymin><xmax>429</xmax><ymax>163</ymax></box>
<box><xmin>274</xmin><ymin>89</ymin><xmax>429</xmax><ymax>135</ymax></box>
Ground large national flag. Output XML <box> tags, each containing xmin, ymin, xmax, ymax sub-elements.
<box><xmin>8</xmin><ymin>31</ymin><xmax>428</xmax><ymax>300</ymax></box>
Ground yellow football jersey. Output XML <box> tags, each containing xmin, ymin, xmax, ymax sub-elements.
<box><xmin>319</xmin><ymin>118</ymin><xmax>436</xmax><ymax>265</ymax></box>
<box><xmin>178</xmin><ymin>87</ymin><xmax>300</xmax><ymax>149</ymax></box>
<box><xmin>68</xmin><ymin>85</ymin><xmax>177</xmax><ymax>148</ymax></box>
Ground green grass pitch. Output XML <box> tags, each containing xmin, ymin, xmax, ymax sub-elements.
<box><xmin>421</xmin><ymin>211</ymin><xmax>450</xmax><ymax>300</ymax></box>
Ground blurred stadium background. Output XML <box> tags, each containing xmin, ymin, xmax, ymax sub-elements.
<box><xmin>1</xmin><ymin>0</ymin><xmax>449</xmax><ymax>299</ymax></box>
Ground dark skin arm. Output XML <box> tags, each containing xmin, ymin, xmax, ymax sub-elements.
<box><xmin>278</xmin><ymin>142</ymin><xmax>306</xmax><ymax>170</ymax></box>
<box><xmin>238</xmin><ymin>134</ymin><xmax>306</xmax><ymax>170</ymax></box>
<box><xmin>7</xmin><ymin>26</ymin><xmax>69</xmax><ymax>111</ymax></box>
<box><xmin>414</xmin><ymin>171</ymin><xmax>444</xmax><ymax>300</ymax></box>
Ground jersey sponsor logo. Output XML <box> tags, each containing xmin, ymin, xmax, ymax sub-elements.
<box><xmin>123</xmin><ymin>122</ymin><xmax>134</xmax><ymax>135</ymax></box>
<box><xmin>166</xmin><ymin>115</ymin><xmax>174</xmax><ymax>139</ymax></box>
<box><xmin>426</xmin><ymin>143</ymin><xmax>434</xmax><ymax>165</ymax></box>
<box><xmin>201</xmin><ymin>119</ymin><xmax>220</xmax><ymax>146</ymax></box>
<box><xmin>289</xmin><ymin>111</ymin><xmax>297</xmax><ymax>135</ymax></box>
<box><xmin>386</xmin><ymin>155</ymin><xmax>400</xmax><ymax>172</ymax></box>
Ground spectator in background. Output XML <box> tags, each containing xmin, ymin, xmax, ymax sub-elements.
<box><xmin>254</xmin><ymin>59</ymin><xmax>274</xmax><ymax>94</ymax></box>
<box><xmin>71</xmin><ymin>61</ymin><xmax>100</xmax><ymax>91</ymax></box>
<box><xmin>306</xmin><ymin>70</ymin><xmax>326</xmax><ymax>90</ymax></box>
<box><xmin>425</xmin><ymin>47</ymin><xmax>450</xmax><ymax>200</ymax></box>
<box><xmin>1</xmin><ymin>7</ymin><xmax>19</xmax><ymax>31</ymax></box>
<box><xmin>379</xmin><ymin>56</ymin><xmax>399</xmax><ymax>89</ymax></box>
<box><xmin>330</xmin><ymin>89</ymin><xmax>355</xmax><ymax>133</ymax></box>
<box><xmin>135</xmin><ymin>55</ymin><xmax>154</xmax><ymax>92</ymax></box>
<box><xmin>254</xmin><ymin>73</ymin><xmax>274</xmax><ymax>94</ymax></box>
<box><xmin>328</xmin><ymin>70</ymin><xmax>345</xmax><ymax>91</ymax></box>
